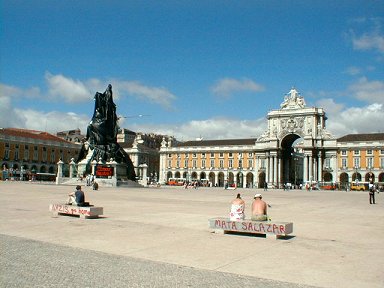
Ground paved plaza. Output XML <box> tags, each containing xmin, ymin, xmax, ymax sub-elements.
<box><xmin>0</xmin><ymin>182</ymin><xmax>383</xmax><ymax>288</ymax></box>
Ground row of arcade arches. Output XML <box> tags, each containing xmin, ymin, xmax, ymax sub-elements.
<box><xmin>2</xmin><ymin>163</ymin><xmax>55</xmax><ymax>174</ymax></box>
<box><xmin>167</xmin><ymin>171</ymin><xmax>256</xmax><ymax>188</ymax></box>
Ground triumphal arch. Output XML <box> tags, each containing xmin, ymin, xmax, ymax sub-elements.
<box><xmin>254</xmin><ymin>88</ymin><xmax>336</xmax><ymax>187</ymax></box>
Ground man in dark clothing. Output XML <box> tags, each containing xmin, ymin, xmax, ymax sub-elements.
<box><xmin>369</xmin><ymin>186</ymin><xmax>376</xmax><ymax>204</ymax></box>
<box><xmin>368</xmin><ymin>175</ymin><xmax>376</xmax><ymax>205</ymax></box>
<box><xmin>67</xmin><ymin>185</ymin><xmax>85</xmax><ymax>206</ymax></box>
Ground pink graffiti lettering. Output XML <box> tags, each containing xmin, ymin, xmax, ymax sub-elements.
<box><xmin>231</xmin><ymin>221</ymin><xmax>237</xmax><ymax>230</ymax></box>
<box><xmin>273</xmin><ymin>224</ymin><xmax>279</xmax><ymax>234</ymax></box>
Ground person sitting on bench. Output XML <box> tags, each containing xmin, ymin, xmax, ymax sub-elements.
<box><xmin>251</xmin><ymin>194</ymin><xmax>268</xmax><ymax>221</ymax></box>
<box><xmin>67</xmin><ymin>185</ymin><xmax>85</xmax><ymax>206</ymax></box>
<box><xmin>229</xmin><ymin>193</ymin><xmax>245</xmax><ymax>221</ymax></box>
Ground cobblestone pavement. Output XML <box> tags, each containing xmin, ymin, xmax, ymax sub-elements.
<box><xmin>1</xmin><ymin>234</ymin><xmax>318</xmax><ymax>288</ymax></box>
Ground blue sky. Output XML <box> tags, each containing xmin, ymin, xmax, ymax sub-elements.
<box><xmin>1</xmin><ymin>0</ymin><xmax>383</xmax><ymax>140</ymax></box>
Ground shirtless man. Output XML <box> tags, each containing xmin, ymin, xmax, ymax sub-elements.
<box><xmin>251</xmin><ymin>194</ymin><xmax>268</xmax><ymax>221</ymax></box>
<box><xmin>229</xmin><ymin>193</ymin><xmax>245</xmax><ymax>221</ymax></box>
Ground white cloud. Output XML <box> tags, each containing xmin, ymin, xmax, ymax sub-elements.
<box><xmin>326</xmin><ymin>103</ymin><xmax>384</xmax><ymax>136</ymax></box>
<box><xmin>308</xmin><ymin>84</ymin><xmax>384</xmax><ymax>137</ymax></box>
<box><xmin>0</xmin><ymin>83</ymin><xmax>41</xmax><ymax>99</ymax></box>
<box><xmin>113</xmin><ymin>80</ymin><xmax>177</xmax><ymax>110</ymax></box>
<box><xmin>12</xmin><ymin>108</ymin><xmax>90</xmax><ymax>134</ymax></box>
<box><xmin>352</xmin><ymin>31</ymin><xmax>384</xmax><ymax>53</ymax></box>
<box><xmin>211</xmin><ymin>78</ymin><xmax>265</xmax><ymax>98</ymax></box>
<box><xmin>45</xmin><ymin>73</ymin><xmax>92</xmax><ymax>103</ymax></box>
<box><xmin>43</xmin><ymin>73</ymin><xmax>177</xmax><ymax>109</ymax></box>
<box><xmin>315</xmin><ymin>98</ymin><xmax>345</xmax><ymax>115</ymax></box>
<box><xmin>0</xmin><ymin>94</ymin><xmax>22</xmax><ymax>128</ymax></box>
<box><xmin>344</xmin><ymin>66</ymin><xmax>361</xmax><ymax>76</ymax></box>
<box><xmin>348</xmin><ymin>77</ymin><xmax>384</xmax><ymax>104</ymax></box>
<box><xmin>350</xmin><ymin>18</ymin><xmax>384</xmax><ymax>53</ymax></box>
<box><xmin>130</xmin><ymin>117</ymin><xmax>267</xmax><ymax>141</ymax></box>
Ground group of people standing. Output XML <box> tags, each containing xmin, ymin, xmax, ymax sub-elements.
<box><xmin>229</xmin><ymin>193</ymin><xmax>268</xmax><ymax>221</ymax></box>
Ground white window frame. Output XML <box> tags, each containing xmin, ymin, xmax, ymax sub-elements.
<box><xmin>353</xmin><ymin>157</ymin><xmax>360</xmax><ymax>168</ymax></box>
<box><xmin>260</xmin><ymin>159</ymin><xmax>266</xmax><ymax>169</ymax></box>
<box><xmin>341</xmin><ymin>158</ymin><xmax>347</xmax><ymax>168</ymax></box>
<box><xmin>366</xmin><ymin>157</ymin><xmax>373</xmax><ymax>169</ymax></box>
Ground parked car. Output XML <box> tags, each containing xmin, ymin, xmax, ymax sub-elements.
<box><xmin>350</xmin><ymin>183</ymin><xmax>366</xmax><ymax>191</ymax></box>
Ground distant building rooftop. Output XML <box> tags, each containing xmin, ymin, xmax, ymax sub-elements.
<box><xmin>176</xmin><ymin>138</ymin><xmax>256</xmax><ymax>147</ymax></box>
<box><xmin>0</xmin><ymin>128</ymin><xmax>73</xmax><ymax>144</ymax></box>
<box><xmin>337</xmin><ymin>133</ymin><xmax>384</xmax><ymax>142</ymax></box>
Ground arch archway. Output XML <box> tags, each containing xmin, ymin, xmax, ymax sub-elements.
<box><xmin>191</xmin><ymin>172</ymin><xmax>198</xmax><ymax>181</ymax></box>
<box><xmin>281</xmin><ymin>134</ymin><xmax>303</xmax><ymax>185</ymax></box>
<box><xmin>352</xmin><ymin>172</ymin><xmax>362</xmax><ymax>182</ymax></box>
<box><xmin>340</xmin><ymin>172</ymin><xmax>349</xmax><ymax>190</ymax></box>
<box><xmin>246</xmin><ymin>172</ymin><xmax>254</xmax><ymax>188</ymax></box>
<box><xmin>236</xmin><ymin>172</ymin><xmax>243</xmax><ymax>187</ymax></box>
<box><xmin>209</xmin><ymin>172</ymin><xmax>215</xmax><ymax>186</ymax></box>
<box><xmin>218</xmin><ymin>172</ymin><xmax>225</xmax><ymax>187</ymax></box>
<box><xmin>175</xmin><ymin>171</ymin><xmax>181</xmax><ymax>178</ymax></box>
<box><xmin>378</xmin><ymin>173</ymin><xmax>384</xmax><ymax>182</ymax></box>
<box><xmin>166</xmin><ymin>171</ymin><xmax>172</xmax><ymax>181</ymax></box>
<box><xmin>323</xmin><ymin>172</ymin><xmax>333</xmax><ymax>182</ymax></box>
<box><xmin>365</xmin><ymin>172</ymin><xmax>375</xmax><ymax>183</ymax></box>
<box><xmin>228</xmin><ymin>172</ymin><xmax>234</xmax><ymax>186</ymax></box>
<box><xmin>200</xmin><ymin>172</ymin><xmax>206</xmax><ymax>180</ymax></box>
<box><xmin>258</xmin><ymin>171</ymin><xmax>266</xmax><ymax>188</ymax></box>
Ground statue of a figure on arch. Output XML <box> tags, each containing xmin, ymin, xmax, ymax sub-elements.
<box><xmin>280</xmin><ymin>87</ymin><xmax>306</xmax><ymax>109</ymax></box>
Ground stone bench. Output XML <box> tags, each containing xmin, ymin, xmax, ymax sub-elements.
<box><xmin>49</xmin><ymin>204</ymin><xmax>103</xmax><ymax>219</ymax></box>
<box><xmin>209</xmin><ymin>217</ymin><xmax>293</xmax><ymax>239</ymax></box>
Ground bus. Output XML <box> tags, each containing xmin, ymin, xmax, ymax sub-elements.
<box><xmin>167</xmin><ymin>178</ymin><xmax>186</xmax><ymax>186</ymax></box>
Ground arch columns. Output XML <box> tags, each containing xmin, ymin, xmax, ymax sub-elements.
<box><xmin>303</xmin><ymin>154</ymin><xmax>309</xmax><ymax>183</ymax></box>
<box><xmin>268</xmin><ymin>156</ymin><xmax>273</xmax><ymax>184</ymax></box>
<box><xmin>309</xmin><ymin>155</ymin><xmax>313</xmax><ymax>182</ymax></box>
<box><xmin>273</xmin><ymin>154</ymin><xmax>278</xmax><ymax>186</ymax></box>
<box><xmin>317</xmin><ymin>155</ymin><xmax>322</xmax><ymax>182</ymax></box>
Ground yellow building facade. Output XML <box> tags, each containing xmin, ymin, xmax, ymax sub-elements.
<box><xmin>337</xmin><ymin>134</ymin><xmax>384</xmax><ymax>185</ymax></box>
<box><xmin>0</xmin><ymin>128</ymin><xmax>80</xmax><ymax>180</ymax></box>
<box><xmin>159</xmin><ymin>89</ymin><xmax>384</xmax><ymax>190</ymax></box>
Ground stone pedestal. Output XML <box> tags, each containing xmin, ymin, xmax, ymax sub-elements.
<box><xmin>69</xmin><ymin>158</ymin><xmax>76</xmax><ymax>179</ymax></box>
<box><xmin>138</xmin><ymin>164</ymin><xmax>148</xmax><ymax>187</ymax></box>
<box><xmin>56</xmin><ymin>160</ymin><xmax>64</xmax><ymax>184</ymax></box>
